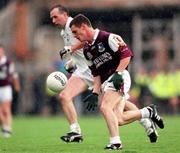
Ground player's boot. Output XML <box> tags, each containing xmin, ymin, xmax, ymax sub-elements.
<box><xmin>1</xmin><ymin>129</ymin><xmax>12</xmax><ymax>138</ymax></box>
<box><xmin>147</xmin><ymin>121</ymin><xmax>158</xmax><ymax>143</ymax></box>
<box><xmin>60</xmin><ymin>132</ymin><xmax>83</xmax><ymax>143</ymax></box>
<box><xmin>104</xmin><ymin>143</ymin><xmax>123</xmax><ymax>150</ymax></box>
<box><xmin>147</xmin><ymin>104</ymin><xmax>164</xmax><ymax>129</ymax></box>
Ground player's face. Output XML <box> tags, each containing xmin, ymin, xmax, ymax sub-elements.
<box><xmin>50</xmin><ymin>8</ymin><xmax>67</xmax><ymax>27</ymax></box>
<box><xmin>71</xmin><ymin>25</ymin><xmax>88</xmax><ymax>42</ymax></box>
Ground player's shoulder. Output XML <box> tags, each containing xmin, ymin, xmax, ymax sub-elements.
<box><xmin>109</xmin><ymin>33</ymin><xmax>121</xmax><ymax>40</ymax></box>
<box><xmin>99</xmin><ymin>30</ymin><xmax>111</xmax><ymax>37</ymax></box>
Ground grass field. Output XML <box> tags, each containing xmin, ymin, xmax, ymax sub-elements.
<box><xmin>0</xmin><ymin>115</ymin><xmax>180</xmax><ymax>153</ymax></box>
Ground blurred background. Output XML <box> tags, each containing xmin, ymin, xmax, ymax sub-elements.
<box><xmin>0</xmin><ymin>0</ymin><xmax>179</xmax><ymax>116</ymax></box>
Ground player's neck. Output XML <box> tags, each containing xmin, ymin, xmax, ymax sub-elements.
<box><xmin>87</xmin><ymin>28</ymin><xmax>96</xmax><ymax>43</ymax></box>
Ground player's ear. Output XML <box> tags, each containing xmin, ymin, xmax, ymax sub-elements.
<box><xmin>81</xmin><ymin>23</ymin><xmax>86</xmax><ymax>28</ymax></box>
<box><xmin>62</xmin><ymin>11</ymin><xmax>68</xmax><ymax>17</ymax></box>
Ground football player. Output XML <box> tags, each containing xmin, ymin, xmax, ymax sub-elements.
<box><xmin>50</xmin><ymin>5</ymin><xmax>160</xmax><ymax>145</ymax></box>
<box><xmin>70</xmin><ymin>14</ymin><xmax>164</xmax><ymax>150</ymax></box>
<box><xmin>0</xmin><ymin>44</ymin><xmax>20</xmax><ymax>137</ymax></box>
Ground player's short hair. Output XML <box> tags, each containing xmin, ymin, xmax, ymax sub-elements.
<box><xmin>50</xmin><ymin>4</ymin><xmax>69</xmax><ymax>16</ymax></box>
<box><xmin>70</xmin><ymin>14</ymin><xmax>92</xmax><ymax>28</ymax></box>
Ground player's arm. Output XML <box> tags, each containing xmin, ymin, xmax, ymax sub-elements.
<box><xmin>116</xmin><ymin>57</ymin><xmax>131</xmax><ymax>72</ymax></box>
<box><xmin>92</xmin><ymin>75</ymin><xmax>101</xmax><ymax>94</ymax></box>
<box><xmin>9</xmin><ymin>62</ymin><xmax>21</xmax><ymax>92</ymax></box>
<box><xmin>71</xmin><ymin>42</ymin><xmax>84</xmax><ymax>52</ymax></box>
<box><xmin>108</xmin><ymin>33</ymin><xmax>133</xmax><ymax>91</ymax></box>
<box><xmin>82</xmin><ymin>56</ymin><xmax>101</xmax><ymax>111</ymax></box>
<box><xmin>108</xmin><ymin>33</ymin><xmax>133</xmax><ymax>72</ymax></box>
<box><xmin>12</xmin><ymin>75</ymin><xmax>21</xmax><ymax>92</ymax></box>
<box><xmin>64</xmin><ymin>58</ymin><xmax>76</xmax><ymax>73</ymax></box>
<box><xmin>83</xmin><ymin>75</ymin><xmax>101</xmax><ymax>111</ymax></box>
<box><xmin>59</xmin><ymin>42</ymin><xmax>84</xmax><ymax>59</ymax></box>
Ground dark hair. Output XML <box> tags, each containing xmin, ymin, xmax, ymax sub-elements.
<box><xmin>50</xmin><ymin>4</ymin><xmax>69</xmax><ymax>16</ymax></box>
<box><xmin>70</xmin><ymin>14</ymin><xmax>92</xmax><ymax>28</ymax></box>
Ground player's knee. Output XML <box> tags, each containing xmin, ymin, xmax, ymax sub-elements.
<box><xmin>100</xmin><ymin>101</ymin><xmax>110</xmax><ymax>114</ymax></box>
<box><xmin>118</xmin><ymin>116</ymin><xmax>126</xmax><ymax>125</ymax></box>
<box><xmin>2</xmin><ymin>109</ymin><xmax>11</xmax><ymax>117</ymax></box>
<box><xmin>116</xmin><ymin>113</ymin><xmax>125</xmax><ymax>125</ymax></box>
<box><xmin>118</xmin><ymin>119</ymin><xmax>124</xmax><ymax>126</ymax></box>
<box><xmin>99</xmin><ymin>104</ymin><xmax>105</xmax><ymax>113</ymax></box>
<box><xmin>59</xmin><ymin>91</ymin><xmax>71</xmax><ymax>104</ymax></box>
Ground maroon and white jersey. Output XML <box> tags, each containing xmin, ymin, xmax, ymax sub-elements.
<box><xmin>0</xmin><ymin>56</ymin><xmax>17</xmax><ymax>86</ymax></box>
<box><xmin>83</xmin><ymin>29</ymin><xmax>133</xmax><ymax>83</ymax></box>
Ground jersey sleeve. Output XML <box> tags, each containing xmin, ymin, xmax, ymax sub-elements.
<box><xmin>108</xmin><ymin>33</ymin><xmax>133</xmax><ymax>59</ymax></box>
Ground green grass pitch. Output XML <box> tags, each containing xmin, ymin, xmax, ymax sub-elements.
<box><xmin>0</xmin><ymin>115</ymin><xmax>180</xmax><ymax>153</ymax></box>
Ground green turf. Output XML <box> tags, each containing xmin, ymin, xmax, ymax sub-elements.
<box><xmin>0</xmin><ymin>115</ymin><xmax>180</xmax><ymax>153</ymax></box>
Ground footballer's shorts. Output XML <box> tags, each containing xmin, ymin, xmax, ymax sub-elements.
<box><xmin>102</xmin><ymin>70</ymin><xmax>131</xmax><ymax>100</ymax></box>
<box><xmin>72</xmin><ymin>68</ymin><xmax>94</xmax><ymax>89</ymax></box>
<box><xmin>0</xmin><ymin>85</ymin><xmax>13</xmax><ymax>102</ymax></box>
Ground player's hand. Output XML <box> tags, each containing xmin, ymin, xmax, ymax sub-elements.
<box><xmin>64</xmin><ymin>60</ymin><xmax>77</xmax><ymax>73</ymax></box>
<box><xmin>108</xmin><ymin>72</ymin><xmax>123</xmax><ymax>91</ymax></box>
<box><xmin>59</xmin><ymin>46</ymin><xmax>72</xmax><ymax>59</ymax></box>
<box><xmin>83</xmin><ymin>92</ymin><xmax>98</xmax><ymax>111</ymax></box>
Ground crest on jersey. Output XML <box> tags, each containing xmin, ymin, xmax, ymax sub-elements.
<box><xmin>98</xmin><ymin>43</ymin><xmax>105</xmax><ymax>52</ymax></box>
<box><xmin>86</xmin><ymin>52</ymin><xmax>93</xmax><ymax>60</ymax></box>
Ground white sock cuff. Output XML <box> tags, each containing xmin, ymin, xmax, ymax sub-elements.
<box><xmin>140</xmin><ymin>107</ymin><xmax>150</xmax><ymax>118</ymax></box>
<box><xmin>110</xmin><ymin>136</ymin><xmax>121</xmax><ymax>144</ymax></box>
<box><xmin>2</xmin><ymin>125</ymin><xmax>12</xmax><ymax>131</ymax></box>
<box><xmin>70</xmin><ymin>123</ymin><xmax>81</xmax><ymax>134</ymax></box>
<box><xmin>140</xmin><ymin>118</ymin><xmax>152</xmax><ymax>130</ymax></box>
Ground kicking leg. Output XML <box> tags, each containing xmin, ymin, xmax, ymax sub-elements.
<box><xmin>124</xmin><ymin>101</ymin><xmax>158</xmax><ymax>143</ymax></box>
<box><xmin>114</xmin><ymin>101</ymin><xmax>164</xmax><ymax>129</ymax></box>
<box><xmin>59</xmin><ymin>76</ymin><xmax>88</xmax><ymax>142</ymax></box>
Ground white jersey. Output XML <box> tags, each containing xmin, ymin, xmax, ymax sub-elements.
<box><xmin>60</xmin><ymin>17</ymin><xmax>89</xmax><ymax>73</ymax></box>
<box><xmin>60</xmin><ymin>17</ymin><xmax>93</xmax><ymax>87</ymax></box>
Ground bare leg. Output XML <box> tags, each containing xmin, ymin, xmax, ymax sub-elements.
<box><xmin>100</xmin><ymin>91</ymin><xmax>123</xmax><ymax>138</ymax></box>
<box><xmin>59</xmin><ymin>76</ymin><xmax>88</xmax><ymax>133</ymax></box>
<box><xmin>0</xmin><ymin>105</ymin><xmax>5</xmax><ymax>125</ymax></box>
<box><xmin>114</xmin><ymin>99</ymin><xmax>158</xmax><ymax>143</ymax></box>
<box><xmin>2</xmin><ymin>102</ymin><xmax>12</xmax><ymax>127</ymax></box>
<box><xmin>125</xmin><ymin>101</ymin><xmax>139</xmax><ymax>111</ymax></box>
<box><xmin>1</xmin><ymin>101</ymin><xmax>12</xmax><ymax>137</ymax></box>
<box><xmin>114</xmin><ymin>99</ymin><xmax>142</xmax><ymax>125</ymax></box>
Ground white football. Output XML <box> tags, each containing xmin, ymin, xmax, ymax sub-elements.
<box><xmin>46</xmin><ymin>71</ymin><xmax>67</xmax><ymax>93</ymax></box>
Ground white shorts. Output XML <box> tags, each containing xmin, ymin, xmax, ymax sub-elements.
<box><xmin>72</xmin><ymin>68</ymin><xmax>94</xmax><ymax>89</ymax></box>
<box><xmin>102</xmin><ymin>70</ymin><xmax>131</xmax><ymax>99</ymax></box>
<box><xmin>0</xmin><ymin>85</ymin><xmax>13</xmax><ymax>102</ymax></box>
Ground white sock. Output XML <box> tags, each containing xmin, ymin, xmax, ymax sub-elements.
<box><xmin>110</xmin><ymin>136</ymin><xmax>121</xmax><ymax>144</ymax></box>
<box><xmin>2</xmin><ymin>124</ymin><xmax>12</xmax><ymax>132</ymax></box>
<box><xmin>140</xmin><ymin>118</ymin><xmax>155</xmax><ymax>135</ymax></box>
<box><xmin>140</xmin><ymin>107</ymin><xmax>150</xmax><ymax>118</ymax></box>
<box><xmin>140</xmin><ymin>118</ymin><xmax>152</xmax><ymax>130</ymax></box>
<box><xmin>70</xmin><ymin>123</ymin><xmax>81</xmax><ymax>134</ymax></box>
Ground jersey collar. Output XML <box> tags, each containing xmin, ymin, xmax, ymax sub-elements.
<box><xmin>91</xmin><ymin>29</ymin><xmax>99</xmax><ymax>45</ymax></box>
<box><xmin>60</xmin><ymin>17</ymin><xmax>73</xmax><ymax>36</ymax></box>
<box><xmin>65</xmin><ymin>17</ymin><xmax>73</xmax><ymax>30</ymax></box>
